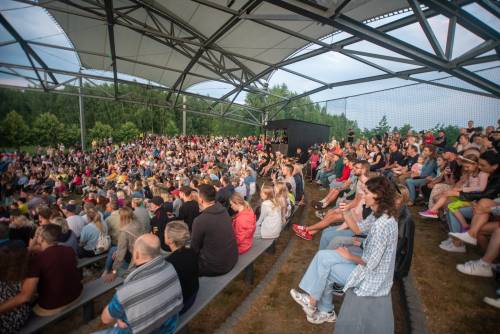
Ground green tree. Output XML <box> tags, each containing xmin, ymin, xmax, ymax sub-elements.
<box><xmin>116</xmin><ymin>121</ymin><xmax>140</xmax><ymax>142</ymax></box>
<box><xmin>31</xmin><ymin>112</ymin><xmax>64</xmax><ymax>146</ymax></box>
<box><xmin>89</xmin><ymin>121</ymin><xmax>113</xmax><ymax>141</ymax></box>
<box><xmin>60</xmin><ymin>124</ymin><xmax>81</xmax><ymax>146</ymax></box>
<box><xmin>0</xmin><ymin>110</ymin><xmax>29</xmax><ymax>148</ymax></box>
<box><xmin>374</xmin><ymin>115</ymin><xmax>390</xmax><ymax>137</ymax></box>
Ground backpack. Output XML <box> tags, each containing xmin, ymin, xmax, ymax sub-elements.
<box><xmin>95</xmin><ymin>231</ymin><xmax>111</xmax><ymax>255</ymax></box>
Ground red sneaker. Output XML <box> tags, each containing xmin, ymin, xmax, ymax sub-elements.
<box><xmin>292</xmin><ymin>224</ymin><xmax>306</xmax><ymax>234</ymax></box>
<box><xmin>295</xmin><ymin>228</ymin><xmax>313</xmax><ymax>241</ymax></box>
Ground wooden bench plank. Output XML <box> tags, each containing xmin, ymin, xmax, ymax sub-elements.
<box><xmin>20</xmin><ymin>277</ymin><xmax>124</xmax><ymax>334</ymax></box>
<box><xmin>176</xmin><ymin>238</ymin><xmax>275</xmax><ymax>332</ymax></box>
<box><xmin>77</xmin><ymin>253</ymin><xmax>108</xmax><ymax>269</ymax></box>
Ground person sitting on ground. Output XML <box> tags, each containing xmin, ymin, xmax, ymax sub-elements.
<box><xmin>79</xmin><ymin>206</ymin><xmax>110</xmax><ymax>258</ymax></box>
<box><xmin>290</xmin><ymin>176</ymin><xmax>399</xmax><ymax>326</ymax></box>
<box><xmin>165</xmin><ymin>221</ymin><xmax>199</xmax><ymax>314</ymax></box>
<box><xmin>229</xmin><ymin>193</ymin><xmax>256</xmax><ymax>254</ymax></box>
<box><xmin>0</xmin><ymin>224</ymin><xmax>82</xmax><ymax>317</ymax></box>
<box><xmin>191</xmin><ymin>184</ymin><xmax>238</xmax><ymax>276</ymax></box>
<box><xmin>0</xmin><ymin>246</ymin><xmax>31</xmax><ymax>333</ymax></box>
<box><xmin>50</xmin><ymin>216</ymin><xmax>78</xmax><ymax>255</ymax></box>
<box><xmin>62</xmin><ymin>203</ymin><xmax>85</xmax><ymax>239</ymax></box>
<box><xmin>98</xmin><ymin>234</ymin><xmax>183</xmax><ymax>334</ymax></box>
<box><xmin>255</xmin><ymin>184</ymin><xmax>282</xmax><ymax>239</ymax></box>
<box><xmin>103</xmin><ymin>207</ymin><xmax>144</xmax><ymax>282</ymax></box>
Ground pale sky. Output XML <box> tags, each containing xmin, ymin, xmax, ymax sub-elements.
<box><xmin>0</xmin><ymin>0</ymin><xmax>499</xmax><ymax>130</ymax></box>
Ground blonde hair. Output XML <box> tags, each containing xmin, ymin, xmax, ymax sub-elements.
<box><xmin>273</xmin><ymin>181</ymin><xmax>289</xmax><ymax>221</ymax></box>
<box><xmin>50</xmin><ymin>217</ymin><xmax>69</xmax><ymax>234</ymax></box>
<box><xmin>86</xmin><ymin>207</ymin><xmax>105</xmax><ymax>233</ymax></box>
<box><xmin>119</xmin><ymin>206</ymin><xmax>135</xmax><ymax>227</ymax></box>
<box><xmin>229</xmin><ymin>192</ymin><xmax>250</xmax><ymax>210</ymax></box>
<box><xmin>260</xmin><ymin>184</ymin><xmax>280</xmax><ymax>210</ymax></box>
<box><xmin>165</xmin><ymin>220</ymin><xmax>190</xmax><ymax>248</ymax></box>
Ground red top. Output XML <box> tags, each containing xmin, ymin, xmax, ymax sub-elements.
<box><xmin>336</xmin><ymin>164</ymin><xmax>351</xmax><ymax>182</ymax></box>
<box><xmin>232</xmin><ymin>207</ymin><xmax>256</xmax><ymax>254</ymax></box>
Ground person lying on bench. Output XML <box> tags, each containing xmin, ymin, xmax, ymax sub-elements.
<box><xmin>97</xmin><ymin>234</ymin><xmax>183</xmax><ymax>334</ymax></box>
<box><xmin>191</xmin><ymin>184</ymin><xmax>238</xmax><ymax>276</ymax></box>
<box><xmin>0</xmin><ymin>224</ymin><xmax>82</xmax><ymax>317</ymax></box>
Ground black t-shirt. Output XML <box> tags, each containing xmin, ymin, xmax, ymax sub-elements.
<box><xmin>389</xmin><ymin>151</ymin><xmax>405</xmax><ymax>166</ymax></box>
<box><xmin>402</xmin><ymin>155</ymin><xmax>419</xmax><ymax>171</ymax></box>
<box><xmin>177</xmin><ymin>200</ymin><xmax>200</xmax><ymax>231</ymax></box>
<box><xmin>27</xmin><ymin>245</ymin><xmax>82</xmax><ymax>310</ymax></box>
<box><xmin>167</xmin><ymin>247</ymin><xmax>199</xmax><ymax>303</ymax></box>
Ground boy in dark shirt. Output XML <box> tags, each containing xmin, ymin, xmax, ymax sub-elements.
<box><xmin>177</xmin><ymin>187</ymin><xmax>200</xmax><ymax>231</ymax></box>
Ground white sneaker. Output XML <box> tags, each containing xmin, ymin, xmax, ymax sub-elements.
<box><xmin>449</xmin><ymin>231</ymin><xmax>477</xmax><ymax>246</ymax></box>
<box><xmin>483</xmin><ymin>297</ymin><xmax>500</xmax><ymax>309</ymax></box>
<box><xmin>306</xmin><ymin>310</ymin><xmax>337</xmax><ymax>324</ymax></box>
<box><xmin>440</xmin><ymin>238</ymin><xmax>453</xmax><ymax>246</ymax></box>
<box><xmin>456</xmin><ymin>260</ymin><xmax>493</xmax><ymax>277</ymax></box>
<box><xmin>439</xmin><ymin>242</ymin><xmax>466</xmax><ymax>253</ymax></box>
<box><xmin>290</xmin><ymin>289</ymin><xmax>316</xmax><ymax>316</ymax></box>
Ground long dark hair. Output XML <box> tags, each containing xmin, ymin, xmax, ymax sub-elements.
<box><xmin>365</xmin><ymin>176</ymin><xmax>399</xmax><ymax>218</ymax></box>
<box><xmin>0</xmin><ymin>246</ymin><xmax>29</xmax><ymax>282</ymax></box>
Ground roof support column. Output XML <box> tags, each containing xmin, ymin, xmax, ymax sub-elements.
<box><xmin>104</xmin><ymin>0</ymin><xmax>119</xmax><ymax>99</ymax></box>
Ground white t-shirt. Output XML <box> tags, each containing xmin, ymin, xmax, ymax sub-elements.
<box><xmin>66</xmin><ymin>214</ymin><xmax>86</xmax><ymax>238</ymax></box>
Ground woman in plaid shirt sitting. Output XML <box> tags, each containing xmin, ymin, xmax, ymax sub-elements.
<box><xmin>290</xmin><ymin>176</ymin><xmax>400</xmax><ymax>327</ymax></box>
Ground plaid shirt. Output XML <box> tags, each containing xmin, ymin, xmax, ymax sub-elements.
<box><xmin>344</xmin><ymin>213</ymin><xmax>398</xmax><ymax>296</ymax></box>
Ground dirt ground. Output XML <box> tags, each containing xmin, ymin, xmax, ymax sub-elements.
<box><xmin>410</xmin><ymin>208</ymin><xmax>499</xmax><ymax>334</ymax></box>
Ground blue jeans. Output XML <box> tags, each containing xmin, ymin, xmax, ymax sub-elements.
<box><xmin>319</xmin><ymin>226</ymin><xmax>354</xmax><ymax>250</ymax></box>
<box><xmin>447</xmin><ymin>206</ymin><xmax>473</xmax><ymax>233</ymax></box>
<box><xmin>405</xmin><ymin>178</ymin><xmax>428</xmax><ymax>202</ymax></box>
<box><xmin>299</xmin><ymin>250</ymin><xmax>356</xmax><ymax>313</ymax></box>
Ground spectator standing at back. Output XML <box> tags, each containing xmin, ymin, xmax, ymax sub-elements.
<box><xmin>191</xmin><ymin>184</ymin><xmax>238</xmax><ymax>276</ymax></box>
<box><xmin>149</xmin><ymin>196</ymin><xmax>171</xmax><ymax>252</ymax></box>
<box><xmin>0</xmin><ymin>225</ymin><xmax>82</xmax><ymax>317</ymax></box>
<box><xmin>98</xmin><ymin>234</ymin><xmax>183</xmax><ymax>334</ymax></box>
<box><xmin>131</xmin><ymin>197</ymin><xmax>151</xmax><ymax>233</ymax></box>
<box><xmin>282</xmin><ymin>164</ymin><xmax>296</xmax><ymax>198</ymax></box>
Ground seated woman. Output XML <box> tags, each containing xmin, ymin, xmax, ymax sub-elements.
<box><xmin>103</xmin><ymin>207</ymin><xmax>143</xmax><ymax>282</ymax></box>
<box><xmin>289</xmin><ymin>177</ymin><xmax>399</xmax><ymax>326</ymax></box>
<box><xmin>369</xmin><ymin>145</ymin><xmax>385</xmax><ymax>172</ymax></box>
<box><xmin>229</xmin><ymin>193</ymin><xmax>256</xmax><ymax>254</ymax></box>
<box><xmin>0</xmin><ymin>246</ymin><xmax>31</xmax><ymax>334</ymax></box>
<box><xmin>78</xmin><ymin>207</ymin><xmax>110</xmax><ymax>258</ymax></box>
<box><xmin>165</xmin><ymin>220</ymin><xmax>199</xmax><ymax>314</ymax></box>
<box><xmin>254</xmin><ymin>185</ymin><xmax>282</xmax><ymax>239</ymax></box>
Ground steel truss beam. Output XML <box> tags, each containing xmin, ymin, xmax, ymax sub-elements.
<box><xmin>0</xmin><ymin>61</ymin><xmax>263</xmax><ymax>114</ymax></box>
<box><xmin>104</xmin><ymin>0</ymin><xmax>118</xmax><ymax>98</ymax></box>
<box><xmin>263</xmin><ymin>0</ymin><xmax>500</xmax><ymax>97</ymax></box>
<box><xmin>0</xmin><ymin>13</ymin><xmax>58</xmax><ymax>88</ymax></box>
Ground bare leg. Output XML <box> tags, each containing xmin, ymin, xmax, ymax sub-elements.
<box><xmin>429</xmin><ymin>195</ymin><xmax>450</xmax><ymax>212</ymax></box>
<box><xmin>483</xmin><ymin>226</ymin><xmax>500</xmax><ymax>263</ymax></box>
<box><xmin>477</xmin><ymin>222</ymin><xmax>498</xmax><ymax>252</ymax></box>
<box><xmin>469</xmin><ymin>199</ymin><xmax>497</xmax><ymax>238</ymax></box>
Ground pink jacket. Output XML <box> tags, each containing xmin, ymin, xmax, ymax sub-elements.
<box><xmin>232</xmin><ymin>207</ymin><xmax>256</xmax><ymax>254</ymax></box>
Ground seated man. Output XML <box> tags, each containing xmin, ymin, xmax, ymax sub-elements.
<box><xmin>0</xmin><ymin>224</ymin><xmax>82</xmax><ymax>317</ymax></box>
<box><xmin>191</xmin><ymin>184</ymin><xmax>238</xmax><ymax>276</ymax></box>
<box><xmin>98</xmin><ymin>234</ymin><xmax>183</xmax><ymax>334</ymax></box>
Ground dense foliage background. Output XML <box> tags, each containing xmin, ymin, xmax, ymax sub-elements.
<box><xmin>0</xmin><ymin>83</ymin><xmax>459</xmax><ymax>148</ymax></box>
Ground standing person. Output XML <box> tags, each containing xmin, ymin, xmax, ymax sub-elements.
<box><xmin>98</xmin><ymin>234</ymin><xmax>183</xmax><ymax>334</ymax></box>
<box><xmin>177</xmin><ymin>186</ymin><xmax>200</xmax><ymax>231</ymax></box>
<box><xmin>191</xmin><ymin>184</ymin><xmax>238</xmax><ymax>276</ymax></box>
<box><xmin>229</xmin><ymin>193</ymin><xmax>256</xmax><ymax>254</ymax></box>
<box><xmin>164</xmin><ymin>221</ymin><xmax>199</xmax><ymax>314</ymax></box>
<box><xmin>293</xmin><ymin>163</ymin><xmax>305</xmax><ymax>205</ymax></box>
<box><xmin>0</xmin><ymin>225</ymin><xmax>82</xmax><ymax>317</ymax></box>
<box><xmin>131</xmin><ymin>197</ymin><xmax>151</xmax><ymax>233</ymax></box>
<box><xmin>282</xmin><ymin>164</ymin><xmax>296</xmax><ymax>197</ymax></box>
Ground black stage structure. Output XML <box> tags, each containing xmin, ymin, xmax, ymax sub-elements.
<box><xmin>265</xmin><ymin>119</ymin><xmax>330</xmax><ymax>156</ymax></box>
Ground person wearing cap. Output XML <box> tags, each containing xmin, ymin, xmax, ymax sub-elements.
<box><xmin>149</xmin><ymin>196</ymin><xmax>172</xmax><ymax>252</ymax></box>
<box><xmin>62</xmin><ymin>204</ymin><xmax>85</xmax><ymax>239</ymax></box>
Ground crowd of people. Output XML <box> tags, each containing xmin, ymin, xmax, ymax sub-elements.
<box><xmin>0</xmin><ymin>135</ymin><xmax>304</xmax><ymax>333</ymax></box>
<box><xmin>0</xmin><ymin>117</ymin><xmax>498</xmax><ymax>333</ymax></box>
<box><xmin>290</xmin><ymin>119</ymin><xmax>499</xmax><ymax>330</ymax></box>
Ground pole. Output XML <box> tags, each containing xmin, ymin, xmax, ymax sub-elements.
<box><xmin>78</xmin><ymin>71</ymin><xmax>86</xmax><ymax>151</ymax></box>
<box><xmin>182</xmin><ymin>95</ymin><xmax>186</xmax><ymax>136</ymax></box>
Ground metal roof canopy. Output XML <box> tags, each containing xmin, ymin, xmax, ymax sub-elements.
<box><xmin>0</xmin><ymin>0</ymin><xmax>499</xmax><ymax>127</ymax></box>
